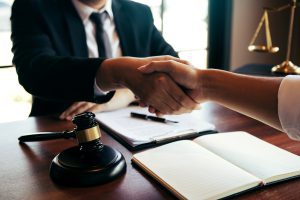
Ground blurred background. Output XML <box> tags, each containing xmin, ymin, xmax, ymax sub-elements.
<box><xmin>0</xmin><ymin>0</ymin><xmax>32</xmax><ymax>122</ymax></box>
<box><xmin>0</xmin><ymin>0</ymin><xmax>299</xmax><ymax>123</ymax></box>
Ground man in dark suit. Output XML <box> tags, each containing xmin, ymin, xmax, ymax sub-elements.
<box><xmin>11</xmin><ymin>0</ymin><xmax>197</xmax><ymax>118</ymax></box>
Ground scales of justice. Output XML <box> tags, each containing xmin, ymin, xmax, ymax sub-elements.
<box><xmin>248</xmin><ymin>0</ymin><xmax>300</xmax><ymax>74</ymax></box>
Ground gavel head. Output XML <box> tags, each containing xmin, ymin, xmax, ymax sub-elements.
<box><xmin>72</xmin><ymin>112</ymin><xmax>98</xmax><ymax>130</ymax></box>
<box><xmin>72</xmin><ymin>112</ymin><xmax>103</xmax><ymax>152</ymax></box>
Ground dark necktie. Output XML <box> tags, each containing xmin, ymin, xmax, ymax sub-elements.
<box><xmin>90</xmin><ymin>12</ymin><xmax>109</xmax><ymax>58</ymax></box>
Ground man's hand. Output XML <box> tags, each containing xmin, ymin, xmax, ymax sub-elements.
<box><xmin>96</xmin><ymin>56</ymin><xmax>198</xmax><ymax>115</ymax></box>
<box><xmin>96</xmin><ymin>56</ymin><xmax>189</xmax><ymax>91</ymax></box>
<box><xmin>138</xmin><ymin>60</ymin><xmax>206</xmax><ymax>103</ymax></box>
<box><xmin>59</xmin><ymin>102</ymin><xmax>96</xmax><ymax>121</ymax></box>
<box><xmin>59</xmin><ymin>89</ymin><xmax>135</xmax><ymax>120</ymax></box>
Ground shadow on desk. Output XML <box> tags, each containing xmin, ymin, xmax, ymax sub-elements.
<box><xmin>233</xmin><ymin>64</ymin><xmax>286</xmax><ymax>77</ymax></box>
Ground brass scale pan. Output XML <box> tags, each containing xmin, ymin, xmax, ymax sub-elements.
<box><xmin>248</xmin><ymin>45</ymin><xmax>279</xmax><ymax>53</ymax></box>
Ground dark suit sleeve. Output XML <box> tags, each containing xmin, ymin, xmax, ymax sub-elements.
<box><xmin>145</xmin><ymin>7</ymin><xmax>178</xmax><ymax>58</ymax></box>
<box><xmin>11</xmin><ymin>0</ymin><xmax>106</xmax><ymax>103</ymax></box>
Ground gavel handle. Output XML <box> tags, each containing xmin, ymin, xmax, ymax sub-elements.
<box><xmin>18</xmin><ymin>131</ymin><xmax>75</xmax><ymax>142</ymax></box>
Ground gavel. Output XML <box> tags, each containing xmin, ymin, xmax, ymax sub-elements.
<box><xmin>19</xmin><ymin>112</ymin><xmax>126</xmax><ymax>186</ymax></box>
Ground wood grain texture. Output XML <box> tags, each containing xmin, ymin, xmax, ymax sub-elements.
<box><xmin>1</xmin><ymin>102</ymin><xmax>300</xmax><ymax>200</ymax></box>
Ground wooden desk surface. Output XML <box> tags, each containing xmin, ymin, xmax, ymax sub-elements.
<box><xmin>1</xmin><ymin>103</ymin><xmax>300</xmax><ymax>200</ymax></box>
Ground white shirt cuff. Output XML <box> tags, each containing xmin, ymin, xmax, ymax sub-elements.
<box><xmin>94</xmin><ymin>78</ymin><xmax>109</xmax><ymax>96</ymax></box>
<box><xmin>278</xmin><ymin>75</ymin><xmax>300</xmax><ymax>140</ymax></box>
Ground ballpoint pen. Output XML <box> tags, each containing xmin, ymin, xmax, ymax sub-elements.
<box><xmin>130</xmin><ymin>112</ymin><xmax>178</xmax><ymax>123</ymax></box>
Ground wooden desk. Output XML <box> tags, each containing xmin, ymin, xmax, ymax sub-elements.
<box><xmin>1</xmin><ymin>103</ymin><xmax>300</xmax><ymax>200</ymax></box>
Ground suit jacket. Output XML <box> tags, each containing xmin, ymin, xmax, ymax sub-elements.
<box><xmin>11</xmin><ymin>0</ymin><xmax>177</xmax><ymax>116</ymax></box>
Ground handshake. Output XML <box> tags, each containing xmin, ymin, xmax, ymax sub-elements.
<box><xmin>96</xmin><ymin>56</ymin><xmax>205</xmax><ymax>115</ymax></box>
<box><xmin>61</xmin><ymin>55</ymin><xmax>282</xmax><ymax>134</ymax></box>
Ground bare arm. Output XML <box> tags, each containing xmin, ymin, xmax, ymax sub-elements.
<box><xmin>198</xmin><ymin>70</ymin><xmax>282</xmax><ymax>130</ymax></box>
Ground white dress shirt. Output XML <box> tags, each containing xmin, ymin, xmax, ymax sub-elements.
<box><xmin>72</xmin><ymin>0</ymin><xmax>122</xmax><ymax>94</ymax></box>
<box><xmin>278</xmin><ymin>75</ymin><xmax>300</xmax><ymax>140</ymax></box>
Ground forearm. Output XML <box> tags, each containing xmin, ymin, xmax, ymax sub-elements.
<box><xmin>200</xmin><ymin>69</ymin><xmax>283</xmax><ymax>130</ymax></box>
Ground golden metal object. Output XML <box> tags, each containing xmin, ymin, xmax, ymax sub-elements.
<box><xmin>248</xmin><ymin>10</ymin><xmax>279</xmax><ymax>53</ymax></box>
<box><xmin>272</xmin><ymin>0</ymin><xmax>300</xmax><ymax>74</ymax></box>
<box><xmin>249</xmin><ymin>0</ymin><xmax>300</xmax><ymax>75</ymax></box>
<box><xmin>272</xmin><ymin>61</ymin><xmax>300</xmax><ymax>74</ymax></box>
<box><xmin>248</xmin><ymin>45</ymin><xmax>279</xmax><ymax>53</ymax></box>
<box><xmin>76</xmin><ymin>126</ymin><xmax>101</xmax><ymax>143</ymax></box>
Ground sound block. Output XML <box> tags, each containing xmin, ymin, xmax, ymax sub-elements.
<box><xmin>49</xmin><ymin>145</ymin><xmax>126</xmax><ymax>186</ymax></box>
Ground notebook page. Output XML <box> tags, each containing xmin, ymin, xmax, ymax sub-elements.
<box><xmin>194</xmin><ymin>132</ymin><xmax>300</xmax><ymax>183</ymax></box>
<box><xmin>96</xmin><ymin>106</ymin><xmax>215</xmax><ymax>147</ymax></box>
<box><xmin>132</xmin><ymin>141</ymin><xmax>261</xmax><ymax>200</ymax></box>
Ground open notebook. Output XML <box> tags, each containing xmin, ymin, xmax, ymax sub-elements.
<box><xmin>132</xmin><ymin>131</ymin><xmax>300</xmax><ymax>200</ymax></box>
<box><xmin>96</xmin><ymin>106</ymin><xmax>216</xmax><ymax>150</ymax></box>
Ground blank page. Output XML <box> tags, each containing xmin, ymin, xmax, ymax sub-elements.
<box><xmin>194</xmin><ymin>132</ymin><xmax>300</xmax><ymax>183</ymax></box>
<box><xmin>132</xmin><ymin>140</ymin><xmax>261</xmax><ymax>200</ymax></box>
<box><xmin>96</xmin><ymin>106</ymin><xmax>215</xmax><ymax>147</ymax></box>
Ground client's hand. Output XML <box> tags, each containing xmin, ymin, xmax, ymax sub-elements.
<box><xmin>59</xmin><ymin>89</ymin><xmax>135</xmax><ymax>121</ymax></box>
<box><xmin>97</xmin><ymin>56</ymin><xmax>198</xmax><ymax>115</ymax></box>
<box><xmin>138</xmin><ymin>60</ymin><xmax>205</xmax><ymax>103</ymax></box>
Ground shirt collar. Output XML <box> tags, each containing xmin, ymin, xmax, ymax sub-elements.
<box><xmin>72</xmin><ymin>0</ymin><xmax>114</xmax><ymax>23</ymax></box>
